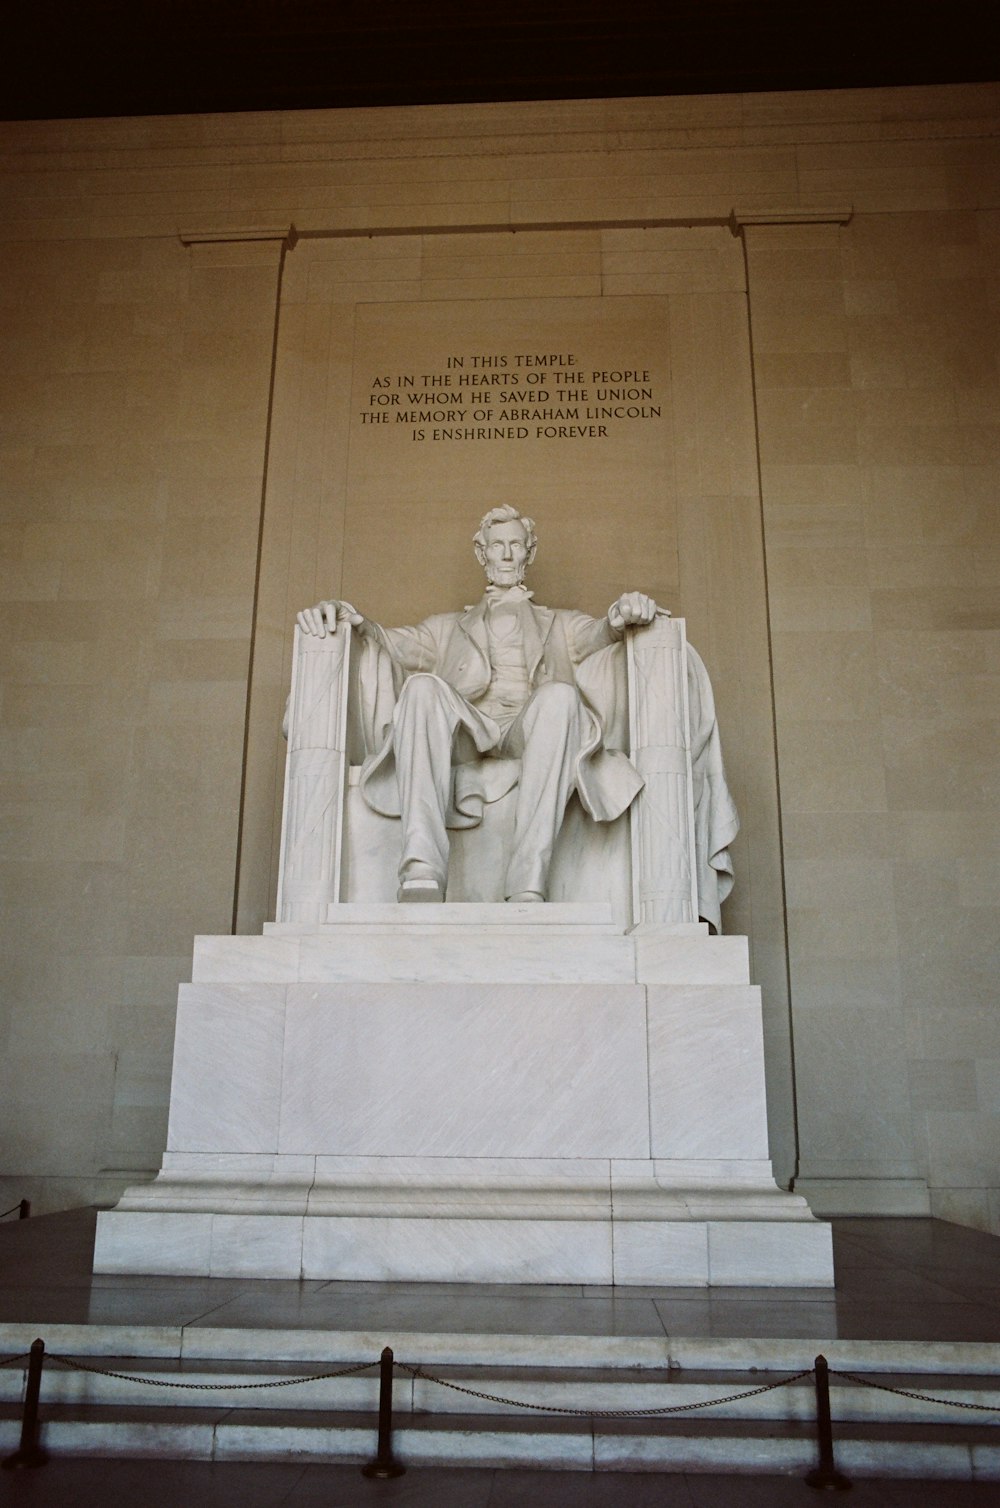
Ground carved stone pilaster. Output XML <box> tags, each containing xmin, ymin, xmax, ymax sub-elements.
<box><xmin>626</xmin><ymin>616</ymin><xmax>698</xmax><ymax>927</ymax></box>
<box><xmin>276</xmin><ymin>625</ymin><xmax>352</xmax><ymax>923</ymax></box>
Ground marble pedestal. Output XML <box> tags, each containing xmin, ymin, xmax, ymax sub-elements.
<box><xmin>95</xmin><ymin>906</ymin><xmax>832</xmax><ymax>1287</ymax></box>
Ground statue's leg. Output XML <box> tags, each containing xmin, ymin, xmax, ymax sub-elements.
<box><xmin>503</xmin><ymin>682</ymin><xmax>587</xmax><ymax>901</ymax></box>
<box><xmin>392</xmin><ymin>673</ymin><xmax>490</xmax><ymax>900</ymax></box>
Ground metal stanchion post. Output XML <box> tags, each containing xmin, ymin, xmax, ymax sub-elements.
<box><xmin>361</xmin><ymin>1346</ymin><xmax>406</xmax><ymax>1479</ymax></box>
<box><xmin>805</xmin><ymin>1354</ymin><xmax>851</xmax><ymax>1491</ymax></box>
<box><xmin>2</xmin><ymin>1337</ymin><xmax>49</xmax><ymax>1470</ymax></box>
<box><xmin>18</xmin><ymin>1201</ymin><xmax>30</xmax><ymax>1220</ymax></box>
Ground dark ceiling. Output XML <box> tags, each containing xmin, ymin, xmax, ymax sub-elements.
<box><xmin>4</xmin><ymin>1</ymin><xmax>994</xmax><ymax>123</ymax></box>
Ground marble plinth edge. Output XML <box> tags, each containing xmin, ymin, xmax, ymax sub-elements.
<box><xmin>95</xmin><ymin>1206</ymin><xmax>831</xmax><ymax>1288</ymax></box>
<box><xmin>95</xmin><ymin>1157</ymin><xmax>831</xmax><ymax>1285</ymax></box>
<box><xmin>93</xmin><ymin>1216</ymin><xmax>831</xmax><ymax>1286</ymax></box>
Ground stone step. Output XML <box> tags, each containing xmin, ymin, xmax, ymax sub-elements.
<box><xmin>270</xmin><ymin>902</ymin><xmax>623</xmax><ymax>930</ymax></box>
<box><xmin>191</xmin><ymin>926</ymin><xmax>751</xmax><ymax>986</ymax></box>
<box><xmin>3</xmin><ymin>1323</ymin><xmax>999</xmax><ymax>1375</ymax></box>
<box><xmin>192</xmin><ymin>930</ymin><xmax>639</xmax><ymax>984</ymax></box>
<box><xmin>2</xmin><ymin>1402</ymin><xmax>997</xmax><ymax>1477</ymax></box>
<box><xmin>3</xmin><ymin>1324</ymin><xmax>997</xmax><ymax>1480</ymax></box>
<box><xmin>3</xmin><ymin>1354</ymin><xmax>999</xmax><ymax>1428</ymax></box>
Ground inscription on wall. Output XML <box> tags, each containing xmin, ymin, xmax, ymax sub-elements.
<box><xmin>358</xmin><ymin>349</ymin><xmax>662</xmax><ymax>443</ymax></box>
<box><xmin>346</xmin><ymin>299</ymin><xmax>675</xmax><ymax>611</ymax></box>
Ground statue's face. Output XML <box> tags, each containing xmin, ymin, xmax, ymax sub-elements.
<box><xmin>480</xmin><ymin>519</ymin><xmax>531</xmax><ymax>587</ymax></box>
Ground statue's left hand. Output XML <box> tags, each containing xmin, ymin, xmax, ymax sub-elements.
<box><xmin>608</xmin><ymin>592</ymin><xmax>664</xmax><ymax>631</ymax></box>
<box><xmin>296</xmin><ymin>600</ymin><xmax>365</xmax><ymax>637</ymax></box>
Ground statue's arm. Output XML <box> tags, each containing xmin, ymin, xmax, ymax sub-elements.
<box><xmin>296</xmin><ymin>599</ymin><xmax>439</xmax><ymax>674</ymax></box>
<box><xmin>569</xmin><ymin>592</ymin><xmax>666</xmax><ymax>661</ymax></box>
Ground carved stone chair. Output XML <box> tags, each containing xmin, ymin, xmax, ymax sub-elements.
<box><xmin>277</xmin><ymin>616</ymin><xmax>702</xmax><ymax>930</ymax></box>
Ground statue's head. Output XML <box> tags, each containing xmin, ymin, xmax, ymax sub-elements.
<box><xmin>473</xmin><ymin>505</ymin><xmax>538</xmax><ymax>588</ymax></box>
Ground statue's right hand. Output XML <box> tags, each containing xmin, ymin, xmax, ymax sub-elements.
<box><xmin>296</xmin><ymin>600</ymin><xmax>365</xmax><ymax>637</ymax></box>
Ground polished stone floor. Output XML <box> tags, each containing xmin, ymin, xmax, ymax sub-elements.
<box><xmin>2</xmin><ymin>1456</ymin><xmax>1000</xmax><ymax>1507</ymax></box>
<box><xmin>1</xmin><ymin>1208</ymin><xmax>999</xmax><ymax>1343</ymax></box>
<box><xmin>1</xmin><ymin>1208</ymin><xmax>999</xmax><ymax>1503</ymax></box>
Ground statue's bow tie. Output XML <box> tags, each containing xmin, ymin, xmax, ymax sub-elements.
<box><xmin>484</xmin><ymin>585</ymin><xmax>534</xmax><ymax>604</ymax></box>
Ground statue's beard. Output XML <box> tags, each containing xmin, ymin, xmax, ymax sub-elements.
<box><xmin>483</xmin><ymin>560</ymin><xmax>527</xmax><ymax>587</ymax></box>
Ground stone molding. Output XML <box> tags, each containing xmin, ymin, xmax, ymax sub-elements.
<box><xmin>729</xmin><ymin>206</ymin><xmax>854</xmax><ymax>231</ymax></box>
<box><xmin>178</xmin><ymin>223</ymin><xmax>298</xmax><ymax>247</ymax></box>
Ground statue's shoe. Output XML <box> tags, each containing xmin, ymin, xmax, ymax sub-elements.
<box><xmin>397</xmin><ymin>876</ymin><xmax>445</xmax><ymax>902</ymax></box>
<box><xmin>506</xmin><ymin>890</ymin><xmax>545</xmax><ymax>903</ymax></box>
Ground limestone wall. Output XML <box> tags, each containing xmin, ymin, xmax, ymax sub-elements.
<box><xmin>0</xmin><ymin>83</ymin><xmax>997</xmax><ymax>1232</ymax></box>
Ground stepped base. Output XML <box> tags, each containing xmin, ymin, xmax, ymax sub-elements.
<box><xmin>196</xmin><ymin>907</ymin><xmax>750</xmax><ymax>986</ymax></box>
<box><xmin>97</xmin><ymin>914</ymin><xmax>832</xmax><ymax>1287</ymax></box>
<box><xmin>96</xmin><ymin>1164</ymin><xmax>832</xmax><ymax>1285</ymax></box>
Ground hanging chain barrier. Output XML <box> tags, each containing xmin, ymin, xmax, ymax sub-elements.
<box><xmin>831</xmin><ymin>1367</ymin><xmax>1000</xmax><ymax>1415</ymax></box>
<box><xmin>806</xmin><ymin>1354</ymin><xmax>851</xmax><ymax>1491</ymax></box>
<box><xmin>14</xmin><ymin>1347</ymin><xmax>997</xmax><ymax>1418</ymax></box>
<box><xmin>396</xmin><ymin>1359</ymin><xmax>812</xmax><ymax>1418</ymax></box>
<box><xmin>2</xmin><ymin>1339</ymin><xmax>48</xmax><ymax>1470</ymax></box>
<box><xmin>362</xmin><ymin>1346</ymin><xmax>406</xmax><ymax>1480</ymax></box>
<box><xmin>0</xmin><ymin>1202</ymin><xmax>30</xmax><ymax>1220</ymax></box>
<box><xmin>4</xmin><ymin>1339</ymin><xmax>997</xmax><ymax>1485</ymax></box>
<box><xmin>17</xmin><ymin>1347</ymin><xmax>814</xmax><ymax>1416</ymax></box>
<box><xmin>46</xmin><ymin>1353</ymin><xmax>379</xmax><ymax>1392</ymax></box>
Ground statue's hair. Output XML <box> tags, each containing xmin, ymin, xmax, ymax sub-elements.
<box><xmin>473</xmin><ymin>505</ymin><xmax>537</xmax><ymax>558</ymax></box>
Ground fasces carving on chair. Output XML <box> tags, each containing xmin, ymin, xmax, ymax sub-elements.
<box><xmin>289</xmin><ymin>507</ymin><xmax>738</xmax><ymax>924</ymax></box>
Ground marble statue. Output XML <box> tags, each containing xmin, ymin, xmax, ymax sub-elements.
<box><xmin>96</xmin><ymin>514</ymin><xmax>833</xmax><ymax>1292</ymax></box>
<box><xmin>93</xmin><ymin>522</ymin><xmax>834</xmax><ymax>1288</ymax></box>
<box><xmin>297</xmin><ymin>506</ymin><xmax>738</xmax><ymax>918</ymax></box>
